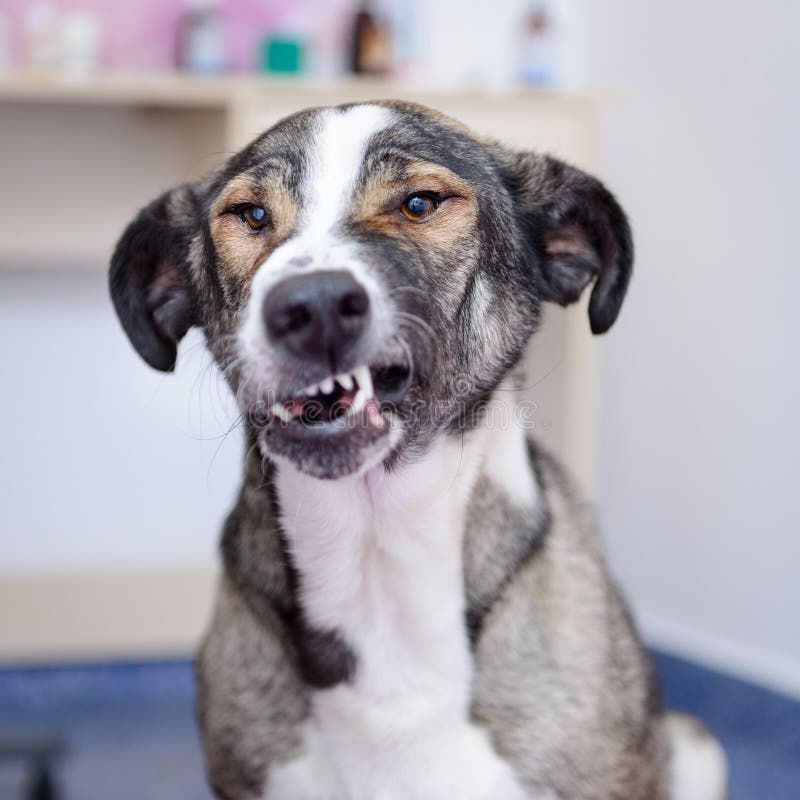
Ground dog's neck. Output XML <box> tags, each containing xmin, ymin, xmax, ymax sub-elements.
<box><xmin>271</xmin><ymin>382</ymin><xmax>541</xmax><ymax>704</ymax></box>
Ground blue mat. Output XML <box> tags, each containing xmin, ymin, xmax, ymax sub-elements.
<box><xmin>653</xmin><ymin>652</ymin><xmax>800</xmax><ymax>800</ymax></box>
<box><xmin>0</xmin><ymin>651</ymin><xmax>797</xmax><ymax>799</ymax></box>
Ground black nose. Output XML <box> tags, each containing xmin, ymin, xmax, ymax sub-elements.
<box><xmin>262</xmin><ymin>270</ymin><xmax>371</xmax><ymax>366</ymax></box>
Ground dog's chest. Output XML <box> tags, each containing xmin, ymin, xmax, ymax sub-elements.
<box><xmin>270</xmin><ymin>422</ymin><xmax>536</xmax><ymax>798</ymax></box>
<box><xmin>274</xmin><ymin>435</ymin><xmax>523</xmax><ymax>796</ymax></box>
<box><xmin>277</xmin><ymin>435</ymin><xmax>478</xmax><ymax>709</ymax></box>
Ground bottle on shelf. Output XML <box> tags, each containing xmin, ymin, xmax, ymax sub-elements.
<box><xmin>349</xmin><ymin>1</ymin><xmax>391</xmax><ymax>76</ymax></box>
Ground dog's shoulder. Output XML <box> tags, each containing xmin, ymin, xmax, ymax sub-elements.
<box><xmin>469</xmin><ymin>437</ymin><xmax>669</xmax><ymax>796</ymax></box>
<box><xmin>463</xmin><ymin>432</ymin><xmax>600</xmax><ymax>638</ymax></box>
<box><xmin>220</xmin><ymin>446</ymin><xmax>293</xmax><ymax>619</ymax></box>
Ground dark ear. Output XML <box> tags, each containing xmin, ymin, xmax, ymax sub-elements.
<box><xmin>109</xmin><ymin>185</ymin><xmax>199</xmax><ymax>371</ymax></box>
<box><xmin>506</xmin><ymin>152</ymin><xmax>633</xmax><ymax>334</ymax></box>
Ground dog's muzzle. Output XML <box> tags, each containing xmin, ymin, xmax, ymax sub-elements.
<box><xmin>246</xmin><ymin>266</ymin><xmax>415</xmax><ymax>478</ymax></box>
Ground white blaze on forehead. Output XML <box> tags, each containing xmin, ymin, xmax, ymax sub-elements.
<box><xmin>301</xmin><ymin>104</ymin><xmax>392</xmax><ymax>238</ymax></box>
<box><xmin>239</xmin><ymin>104</ymin><xmax>393</xmax><ymax>371</ymax></box>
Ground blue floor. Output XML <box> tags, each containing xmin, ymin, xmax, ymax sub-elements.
<box><xmin>0</xmin><ymin>651</ymin><xmax>797</xmax><ymax>799</ymax></box>
<box><xmin>652</xmin><ymin>652</ymin><xmax>800</xmax><ymax>800</ymax></box>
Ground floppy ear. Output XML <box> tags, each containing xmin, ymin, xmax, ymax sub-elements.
<box><xmin>109</xmin><ymin>185</ymin><xmax>198</xmax><ymax>371</ymax></box>
<box><xmin>506</xmin><ymin>152</ymin><xmax>633</xmax><ymax>334</ymax></box>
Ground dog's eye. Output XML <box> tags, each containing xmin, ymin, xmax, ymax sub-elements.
<box><xmin>400</xmin><ymin>194</ymin><xmax>439</xmax><ymax>222</ymax></box>
<box><xmin>238</xmin><ymin>204</ymin><xmax>268</xmax><ymax>231</ymax></box>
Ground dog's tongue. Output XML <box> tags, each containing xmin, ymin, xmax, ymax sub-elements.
<box><xmin>364</xmin><ymin>398</ymin><xmax>385</xmax><ymax>430</ymax></box>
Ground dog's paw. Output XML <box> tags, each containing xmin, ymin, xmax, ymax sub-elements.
<box><xmin>666</xmin><ymin>712</ymin><xmax>727</xmax><ymax>800</ymax></box>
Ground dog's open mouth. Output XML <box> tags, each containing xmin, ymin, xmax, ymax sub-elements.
<box><xmin>267</xmin><ymin>364</ymin><xmax>410</xmax><ymax>431</ymax></box>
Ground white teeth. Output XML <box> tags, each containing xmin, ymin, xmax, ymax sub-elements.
<box><xmin>298</xmin><ymin>367</ymin><xmax>369</xmax><ymax>399</ymax></box>
<box><xmin>271</xmin><ymin>403</ymin><xmax>293</xmax><ymax>423</ymax></box>
<box><xmin>353</xmin><ymin>365</ymin><xmax>373</xmax><ymax>398</ymax></box>
<box><xmin>286</xmin><ymin>366</ymin><xmax>374</xmax><ymax>422</ymax></box>
<box><xmin>347</xmin><ymin>365</ymin><xmax>373</xmax><ymax>416</ymax></box>
<box><xmin>351</xmin><ymin>389</ymin><xmax>368</xmax><ymax>414</ymax></box>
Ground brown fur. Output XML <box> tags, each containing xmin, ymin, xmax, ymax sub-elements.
<box><xmin>210</xmin><ymin>175</ymin><xmax>300</xmax><ymax>284</ymax></box>
<box><xmin>355</xmin><ymin>161</ymin><xmax>478</xmax><ymax>247</ymax></box>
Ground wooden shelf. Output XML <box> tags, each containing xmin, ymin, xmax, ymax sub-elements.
<box><xmin>0</xmin><ymin>248</ymin><xmax>109</xmax><ymax>273</ymax></box>
<box><xmin>0</xmin><ymin>70</ymin><xmax>607</xmax><ymax>111</ymax></box>
<box><xmin>0</xmin><ymin>70</ymin><xmax>607</xmax><ymax>277</ymax></box>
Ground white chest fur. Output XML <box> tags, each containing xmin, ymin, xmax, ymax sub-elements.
<box><xmin>268</xmin><ymin>412</ymin><xmax>535</xmax><ymax>800</ymax></box>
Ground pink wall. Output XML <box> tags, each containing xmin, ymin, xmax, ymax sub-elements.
<box><xmin>0</xmin><ymin>0</ymin><xmax>321</xmax><ymax>71</ymax></box>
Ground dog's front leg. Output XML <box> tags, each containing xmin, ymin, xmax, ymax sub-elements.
<box><xmin>197</xmin><ymin>576</ymin><xmax>322</xmax><ymax>800</ymax></box>
<box><xmin>263</xmin><ymin>721</ymin><xmax>346</xmax><ymax>800</ymax></box>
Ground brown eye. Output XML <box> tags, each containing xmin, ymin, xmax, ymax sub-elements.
<box><xmin>400</xmin><ymin>194</ymin><xmax>438</xmax><ymax>222</ymax></box>
<box><xmin>239</xmin><ymin>204</ymin><xmax>268</xmax><ymax>230</ymax></box>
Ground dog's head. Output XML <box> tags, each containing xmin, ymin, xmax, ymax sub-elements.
<box><xmin>110</xmin><ymin>102</ymin><xmax>632</xmax><ymax>479</ymax></box>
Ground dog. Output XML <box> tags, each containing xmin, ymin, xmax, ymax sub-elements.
<box><xmin>110</xmin><ymin>101</ymin><xmax>727</xmax><ymax>800</ymax></box>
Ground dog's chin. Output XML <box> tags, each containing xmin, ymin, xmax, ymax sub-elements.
<box><xmin>259</xmin><ymin>412</ymin><xmax>399</xmax><ymax>480</ymax></box>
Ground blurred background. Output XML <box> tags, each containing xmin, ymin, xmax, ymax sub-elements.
<box><xmin>0</xmin><ymin>1</ymin><xmax>797</xmax><ymax>798</ymax></box>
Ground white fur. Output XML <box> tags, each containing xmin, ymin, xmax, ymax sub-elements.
<box><xmin>483</xmin><ymin>381</ymin><xmax>539</xmax><ymax>511</ymax></box>
<box><xmin>265</xmin><ymin>410</ymin><xmax>537</xmax><ymax>800</ymax></box>
<box><xmin>239</xmin><ymin>105</ymin><xmax>394</xmax><ymax>391</ymax></box>
<box><xmin>666</xmin><ymin>713</ymin><xmax>728</xmax><ymax>800</ymax></box>
<box><xmin>301</xmin><ymin>105</ymin><xmax>391</xmax><ymax>241</ymax></box>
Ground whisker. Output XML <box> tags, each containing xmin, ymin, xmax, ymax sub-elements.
<box><xmin>394</xmin><ymin>311</ymin><xmax>437</xmax><ymax>344</ymax></box>
<box><xmin>387</xmin><ymin>334</ymin><xmax>416</xmax><ymax>383</ymax></box>
<box><xmin>388</xmin><ymin>285</ymin><xmax>427</xmax><ymax>299</ymax></box>
<box><xmin>492</xmin><ymin>358</ymin><xmax>564</xmax><ymax>393</ymax></box>
<box><xmin>207</xmin><ymin>414</ymin><xmax>246</xmax><ymax>480</ymax></box>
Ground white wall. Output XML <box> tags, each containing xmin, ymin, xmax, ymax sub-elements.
<box><xmin>581</xmin><ymin>1</ymin><xmax>800</xmax><ymax>695</ymax></box>
<box><xmin>2</xmin><ymin>2</ymin><xmax>797</xmax><ymax>694</ymax></box>
<box><xmin>0</xmin><ymin>269</ymin><xmax>242</xmax><ymax>575</ymax></box>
